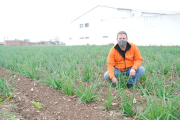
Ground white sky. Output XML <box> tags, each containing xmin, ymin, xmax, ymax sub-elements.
<box><xmin>0</xmin><ymin>0</ymin><xmax>180</xmax><ymax>42</ymax></box>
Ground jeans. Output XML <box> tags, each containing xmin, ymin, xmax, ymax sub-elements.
<box><xmin>104</xmin><ymin>66</ymin><xmax>145</xmax><ymax>85</ymax></box>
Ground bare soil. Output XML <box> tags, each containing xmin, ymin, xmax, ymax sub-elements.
<box><xmin>0</xmin><ymin>66</ymin><xmax>143</xmax><ymax>120</ymax></box>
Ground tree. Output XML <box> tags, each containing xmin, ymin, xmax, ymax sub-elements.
<box><xmin>54</xmin><ymin>36</ymin><xmax>60</xmax><ymax>44</ymax></box>
<box><xmin>24</xmin><ymin>39</ymin><xmax>30</xmax><ymax>43</ymax></box>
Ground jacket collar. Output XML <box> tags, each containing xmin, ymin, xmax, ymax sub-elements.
<box><xmin>114</xmin><ymin>42</ymin><xmax>131</xmax><ymax>58</ymax></box>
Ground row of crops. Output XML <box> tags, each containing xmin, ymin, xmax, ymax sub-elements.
<box><xmin>0</xmin><ymin>45</ymin><xmax>180</xmax><ymax>119</ymax></box>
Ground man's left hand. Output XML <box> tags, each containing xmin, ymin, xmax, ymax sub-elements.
<box><xmin>130</xmin><ymin>68</ymin><xmax>136</xmax><ymax>76</ymax></box>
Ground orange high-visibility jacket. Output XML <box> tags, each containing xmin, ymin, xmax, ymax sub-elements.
<box><xmin>107</xmin><ymin>42</ymin><xmax>143</xmax><ymax>79</ymax></box>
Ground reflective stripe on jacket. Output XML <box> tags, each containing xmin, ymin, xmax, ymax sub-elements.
<box><xmin>107</xmin><ymin>42</ymin><xmax>143</xmax><ymax>79</ymax></box>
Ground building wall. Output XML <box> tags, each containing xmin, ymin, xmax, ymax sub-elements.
<box><xmin>68</xmin><ymin>6</ymin><xmax>180</xmax><ymax>46</ymax></box>
<box><xmin>101</xmin><ymin>14</ymin><xmax>180</xmax><ymax>46</ymax></box>
<box><xmin>69</xmin><ymin>6</ymin><xmax>133</xmax><ymax>45</ymax></box>
<box><xmin>125</xmin><ymin>14</ymin><xmax>180</xmax><ymax>46</ymax></box>
<box><xmin>141</xmin><ymin>13</ymin><xmax>164</xmax><ymax>16</ymax></box>
<box><xmin>4</xmin><ymin>40</ymin><xmax>27</xmax><ymax>46</ymax></box>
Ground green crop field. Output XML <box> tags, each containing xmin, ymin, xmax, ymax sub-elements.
<box><xmin>0</xmin><ymin>45</ymin><xmax>180</xmax><ymax>119</ymax></box>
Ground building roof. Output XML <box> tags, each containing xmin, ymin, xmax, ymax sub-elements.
<box><xmin>71</xmin><ymin>5</ymin><xmax>180</xmax><ymax>23</ymax></box>
<box><xmin>4</xmin><ymin>40</ymin><xmax>25</xmax><ymax>41</ymax></box>
<box><xmin>71</xmin><ymin>5</ymin><xmax>134</xmax><ymax>23</ymax></box>
<box><xmin>71</xmin><ymin>5</ymin><xmax>100</xmax><ymax>23</ymax></box>
<box><xmin>133</xmin><ymin>9</ymin><xmax>180</xmax><ymax>15</ymax></box>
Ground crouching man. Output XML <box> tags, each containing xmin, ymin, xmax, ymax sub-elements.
<box><xmin>104</xmin><ymin>31</ymin><xmax>145</xmax><ymax>88</ymax></box>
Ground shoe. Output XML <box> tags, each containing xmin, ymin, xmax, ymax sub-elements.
<box><xmin>127</xmin><ymin>84</ymin><xmax>133</xmax><ymax>89</ymax></box>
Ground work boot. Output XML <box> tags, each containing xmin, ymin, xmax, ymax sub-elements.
<box><xmin>127</xmin><ymin>83</ymin><xmax>133</xmax><ymax>89</ymax></box>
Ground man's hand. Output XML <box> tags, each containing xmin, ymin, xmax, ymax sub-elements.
<box><xmin>130</xmin><ymin>68</ymin><xmax>136</xmax><ymax>76</ymax></box>
<box><xmin>111</xmin><ymin>77</ymin><xmax>118</xmax><ymax>84</ymax></box>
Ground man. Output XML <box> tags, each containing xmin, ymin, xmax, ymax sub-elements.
<box><xmin>104</xmin><ymin>31</ymin><xmax>145</xmax><ymax>88</ymax></box>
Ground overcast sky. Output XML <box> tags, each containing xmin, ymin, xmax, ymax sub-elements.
<box><xmin>0</xmin><ymin>0</ymin><xmax>180</xmax><ymax>42</ymax></box>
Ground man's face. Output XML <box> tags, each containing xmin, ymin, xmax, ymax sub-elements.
<box><xmin>116</xmin><ymin>34</ymin><xmax>128</xmax><ymax>41</ymax></box>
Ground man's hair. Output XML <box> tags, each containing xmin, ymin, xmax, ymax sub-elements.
<box><xmin>117</xmin><ymin>31</ymin><xmax>128</xmax><ymax>38</ymax></box>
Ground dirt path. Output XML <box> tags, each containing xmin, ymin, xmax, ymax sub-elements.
<box><xmin>0</xmin><ymin>66</ymin><xmax>134</xmax><ymax>120</ymax></box>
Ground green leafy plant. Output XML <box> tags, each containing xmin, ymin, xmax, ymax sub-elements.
<box><xmin>6</xmin><ymin>92</ymin><xmax>14</xmax><ymax>100</ymax></box>
<box><xmin>31</xmin><ymin>101</ymin><xmax>44</xmax><ymax>110</ymax></box>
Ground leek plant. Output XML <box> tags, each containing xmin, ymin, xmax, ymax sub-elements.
<box><xmin>116</xmin><ymin>72</ymin><xmax>131</xmax><ymax>89</ymax></box>
<box><xmin>1</xmin><ymin>45</ymin><xmax>180</xmax><ymax>119</ymax></box>
<box><xmin>119</xmin><ymin>86</ymin><xmax>137</xmax><ymax>117</ymax></box>
<box><xmin>51</xmin><ymin>75</ymin><xmax>62</xmax><ymax>90</ymax></box>
<box><xmin>0</xmin><ymin>72</ymin><xmax>13</xmax><ymax>97</ymax></box>
<box><xmin>73</xmin><ymin>78</ymin><xmax>102</xmax><ymax>103</ymax></box>
<box><xmin>135</xmin><ymin>86</ymin><xmax>180</xmax><ymax>120</ymax></box>
<box><xmin>97</xmin><ymin>84</ymin><xmax>122</xmax><ymax>110</ymax></box>
<box><xmin>82</xmin><ymin>65</ymin><xmax>94</xmax><ymax>82</ymax></box>
<box><xmin>60</xmin><ymin>76</ymin><xmax>75</xmax><ymax>96</ymax></box>
<box><xmin>156</xmin><ymin>77</ymin><xmax>179</xmax><ymax>99</ymax></box>
<box><xmin>148</xmin><ymin>71</ymin><xmax>180</xmax><ymax>99</ymax></box>
<box><xmin>175</xmin><ymin>61</ymin><xmax>180</xmax><ymax>76</ymax></box>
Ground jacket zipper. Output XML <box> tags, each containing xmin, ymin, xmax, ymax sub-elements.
<box><xmin>124</xmin><ymin>54</ymin><xmax>127</xmax><ymax>70</ymax></box>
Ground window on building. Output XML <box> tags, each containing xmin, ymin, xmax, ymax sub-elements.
<box><xmin>103</xmin><ymin>36</ymin><xmax>108</xmax><ymax>38</ymax></box>
<box><xmin>85</xmin><ymin>37</ymin><xmax>89</xmax><ymax>39</ymax></box>
<box><xmin>85</xmin><ymin>23</ymin><xmax>89</xmax><ymax>27</ymax></box>
<box><xmin>80</xmin><ymin>24</ymin><xmax>83</xmax><ymax>28</ymax></box>
<box><xmin>80</xmin><ymin>37</ymin><xmax>84</xmax><ymax>39</ymax></box>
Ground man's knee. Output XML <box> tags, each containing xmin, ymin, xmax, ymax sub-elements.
<box><xmin>139</xmin><ymin>66</ymin><xmax>145</xmax><ymax>74</ymax></box>
<box><xmin>104</xmin><ymin>71</ymin><xmax>110</xmax><ymax>80</ymax></box>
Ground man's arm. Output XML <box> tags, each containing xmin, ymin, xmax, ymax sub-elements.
<box><xmin>132</xmin><ymin>45</ymin><xmax>143</xmax><ymax>70</ymax></box>
<box><xmin>107</xmin><ymin>48</ymin><xmax>116</xmax><ymax>79</ymax></box>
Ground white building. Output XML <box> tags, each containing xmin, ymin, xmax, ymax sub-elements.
<box><xmin>67</xmin><ymin>5</ymin><xmax>180</xmax><ymax>46</ymax></box>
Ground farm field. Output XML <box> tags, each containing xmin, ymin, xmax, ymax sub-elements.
<box><xmin>0</xmin><ymin>45</ymin><xmax>180</xmax><ymax>120</ymax></box>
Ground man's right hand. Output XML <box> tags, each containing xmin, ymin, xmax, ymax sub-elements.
<box><xmin>111</xmin><ymin>77</ymin><xmax>118</xmax><ymax>84</ymax></box>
